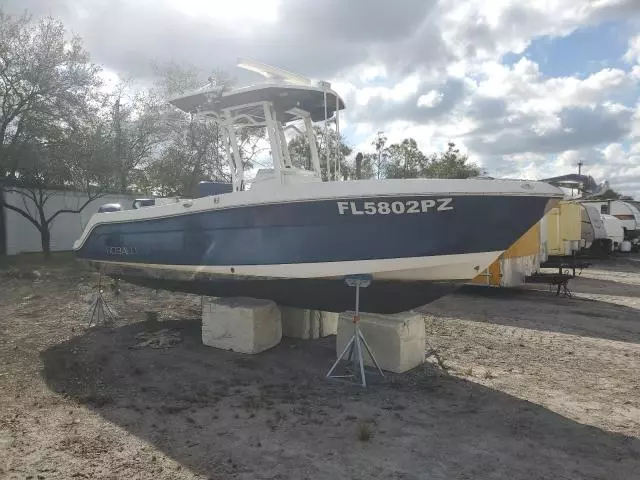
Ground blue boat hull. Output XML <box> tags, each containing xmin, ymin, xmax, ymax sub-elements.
<box><xmin>76</xmin><ymin>194</ymin><xmax>556</xmax><ymax>313</ymax></box>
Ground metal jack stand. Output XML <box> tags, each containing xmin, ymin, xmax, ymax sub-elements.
<box><xmin>327</xmin><ymin>275</ymin><xmax>385</xmax><ymax>387</ymax></box>
<box><xmin>86</xmin><ymin>273</ymin><xmax>116</xmax><ymax>327</ymax></box>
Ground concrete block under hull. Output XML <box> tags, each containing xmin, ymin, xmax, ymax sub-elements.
<box><xmin>202</xmin><ymin>297</ymin><xmax>282</xmax><ymax>354</ymax></box>
<box><xmin>280</xmin><ymin>307</ymin><xmax>338</xmax><ymax>339</ymax></box>
<box><xmin>336</xmin><ymin>311</ymin><xmax>425</xmax><ymax>373</ymax></box>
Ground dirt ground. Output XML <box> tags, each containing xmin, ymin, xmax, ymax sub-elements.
<box><xmin>1</xmin><ymin>253</ymin><xmax>639</xmax><ymax>479</ymax></box>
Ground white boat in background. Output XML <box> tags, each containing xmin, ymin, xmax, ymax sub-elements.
<box><xmin>73</xmin><ymin>60</ymin><xmax>562</xmax><ymax>313</ymax></box>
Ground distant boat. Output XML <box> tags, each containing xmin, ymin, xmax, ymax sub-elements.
<box><xmin>73</xmin><ymin>60</ymin><xmax>563</xmax><ymax>313</ymax></box>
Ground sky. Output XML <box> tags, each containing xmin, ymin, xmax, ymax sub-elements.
<box><xmin>4</xmin><ymin>0</ymin><xmax>640</xmax><ymax>198</ymax></box>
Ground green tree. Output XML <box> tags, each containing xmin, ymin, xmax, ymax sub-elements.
<box><xmin>0</xmin><ymin>11</ymin><xmax>102</xmax><ymax>179</ymax></box>
<box><xmin>351</xmin><ymin>152</ymin><xmax>375</xmax><ymax>180</ymax></box>
<box><xmin>384</xmin><ymin>138</ymin><xmax>428</xmax><ymax>179</ymax></box>
<box><xmin>373</xmin><ymin>131</ymin><xmax>388</xmax><ymax>179</ymax></box>
<box><xmin>422</xmin><ymin>142</ymin><xmax>483</xmax><ymax>179</ymax></box>
<box><xmin>0</xmin><ymin>10</ymin><xmax>109</xmax><ymax>257</ymax></box>
<box><xmin>288</xmin><ymin>125</ymin><xmax>352</xmax><ymax>181</ymax></box>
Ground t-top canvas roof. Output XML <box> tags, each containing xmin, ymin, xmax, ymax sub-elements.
<box><xmin>169</xmin><ymin>83</ymin><xmax>345</xmax><ymax>124</ymax></box>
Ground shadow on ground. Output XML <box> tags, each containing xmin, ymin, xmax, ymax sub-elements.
<box><xmin>581</xmin><ymin>253</ymin><xmax>640</xmax><ymax>274</ymax></box>
<box><xmin>562</xmin><ymin>275</ymin><xmax>640</xmax><ymax>297</ymax></box>
<box><xmin>419</xmin><ymin>284</ymin><xmax>640</xmax><ymax>344</ymax></box>
<box><xmin>41</xmin><ymin>319</ymin><xmax>640</xmax><ymax>480</ymax></box>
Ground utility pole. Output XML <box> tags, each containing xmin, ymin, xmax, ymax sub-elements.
<box><xmin>355</xmin><ymin>152</ymin><xmax>363</xmax><ymax>180</ymax></box>
<box><xmin>375</xmin><ymin>131</ymin><xmax>385</xmax><ymax>179</ymax></box>
<box><xmin>571</xmin><ymin>159</ymin><xmax>585</xmax><ymax>197</ymax></box>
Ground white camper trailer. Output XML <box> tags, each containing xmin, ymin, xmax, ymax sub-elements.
<box><xmin>582</xmin><ymin>200</ymin><xmax>640</xmax><ymax>243</ymax></box>
<box><xmin>601</xmin><ymin>214</ymin><xmax>624</xmax><ymax>251</ymax></box>
<box><xmin>580</xmin><ymin>203</ymin><xmax>608</xmax><ymax>250</ymax></box>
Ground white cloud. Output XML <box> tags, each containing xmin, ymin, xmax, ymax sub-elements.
<box><xmin>353</xmin><ymin>74</ymin><xmax>421</xmax><ymax>105</ymax></box>
<box><xmin>596</xmin><ymin>142</ymin><xmax>640</xmax><ymax>196</ymax></box>
<box><xmin>624</xmin><ymin>34</ymin><xmax>640</xmax><ymax>64</ymax></box>
<box><xmin>438</xmin><ymin>0</ymin><xmax>639</xmax><ymax>63</ymax></box>
<box><xmin>602</xmin><ymin>143</ymin><xmax>627</xmax><ymax>163</ymax></box>
<box><xmin>168</xmin><ymin>0</ymin><xmax>281</xmax><ymax>25</ymax></box>
<box><xmin>358</xmin><ymin>64</ymin><xmax>388</xmax><ymax>83</ymax></box>
<box><xmin>417</xmin><ymin>90</ymin><xmax>443</xmax><ymax>108</ymax></box>
<box><xmin>556</xmin><ymin>150</ymin><xmax>584</xmax><ymax>168</ymax></box>
<box><xmin>631</xmin><ymin>102</ymin><xmax>640</xmax><ymax>138</ymax></box>
<box><xmin>475</xmin><ymin>59</ymin><xmax>633</xmax><ymax>111</ymax></box>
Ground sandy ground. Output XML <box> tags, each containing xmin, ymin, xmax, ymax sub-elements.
<box><xmin>0</xmin><ymin>254</ymin><xmax>639</xmax><ymax>479</ymax></box>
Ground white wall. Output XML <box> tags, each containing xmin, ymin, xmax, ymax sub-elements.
<box><xmin>3</xmin><ymin>189</ymin><xmax>133</xmax><ymax>255</ymax></box>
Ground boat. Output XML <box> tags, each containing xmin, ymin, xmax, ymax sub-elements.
<box><xmin>73</xmin><ymin>60</ymin><xmax>563</xmax><ymax>314</ymax></box>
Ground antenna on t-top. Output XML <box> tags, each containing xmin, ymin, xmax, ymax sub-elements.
<box><xmin>236</xmin><ymin>58</ymin><xmax>313</xmax><ymax>86</ymax></box>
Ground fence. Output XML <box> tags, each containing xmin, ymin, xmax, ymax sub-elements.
<box><xmin>1</xmin><ymin>188</ymin><xmax>133</xmax><ymax>256</ymax></box>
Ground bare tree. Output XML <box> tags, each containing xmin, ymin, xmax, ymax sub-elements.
<box><xmin>105</xmin><ymin>82</ymin><xmax>163</xmax><ymax>193</ymax></box>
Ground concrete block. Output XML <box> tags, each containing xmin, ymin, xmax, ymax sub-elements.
<box><xmin>280</xmin><ymin>307</ymin><xmax>338</xmax><ymax>339</ymax></box>
<box><xmin>320</xmin><ymin>311</ymin><xmax>339</xmax><ymax>337</ymax></box>
<box><xmin>336</xmin><ymin>311</ymin><xmax>425</xmax><ymax>373</ymax></box>
<box><xmin>202</xmin><ymin>297</ymin><xmax>281</xmax><ymax>354</ymax></box>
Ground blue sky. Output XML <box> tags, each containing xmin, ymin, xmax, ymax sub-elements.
<box><xmin>503</xmin><ymin>21</ymin><xmax>630</xmax><ymax>78</ymax></box>
<box><xmin>496</xmin><ymin>18</ymin><xmax>640</xmax><ymax>195</ymax></box>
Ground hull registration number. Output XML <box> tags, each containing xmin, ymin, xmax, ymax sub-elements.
<box><xmin>106</xmin><ymin>246</ymin><xmax>138</xmax><ymax>255</ymax></box>
<box><xmin>337</xmin><ymin>198</ymin><xmax>454</xmax><ymax>215</ymax></box>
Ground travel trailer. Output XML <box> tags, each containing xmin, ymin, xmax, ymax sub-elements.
<box><xmin>582</xmin><ymin>200</ymin><xmax>640</xmax><ymax>243</ymax></box>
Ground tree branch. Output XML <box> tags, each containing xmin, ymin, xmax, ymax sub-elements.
<box><xmin>42</xmin><ymin>190</ymin><xmax>53</xmax><ymax>204</ymax></box>
<box><xmin>46</xmin><ymin>192</ymin><xmax>104</xmax><ymax>225</ymax></box>
<box><xmin>2</xmin><ymin>201</ymin><xmax>43</xmax><ymax>231</ymax></box>
<box><xmin>6</xmin><ymin>187</ymin><xmax>39</xmax><ymax>216</ymax></box>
